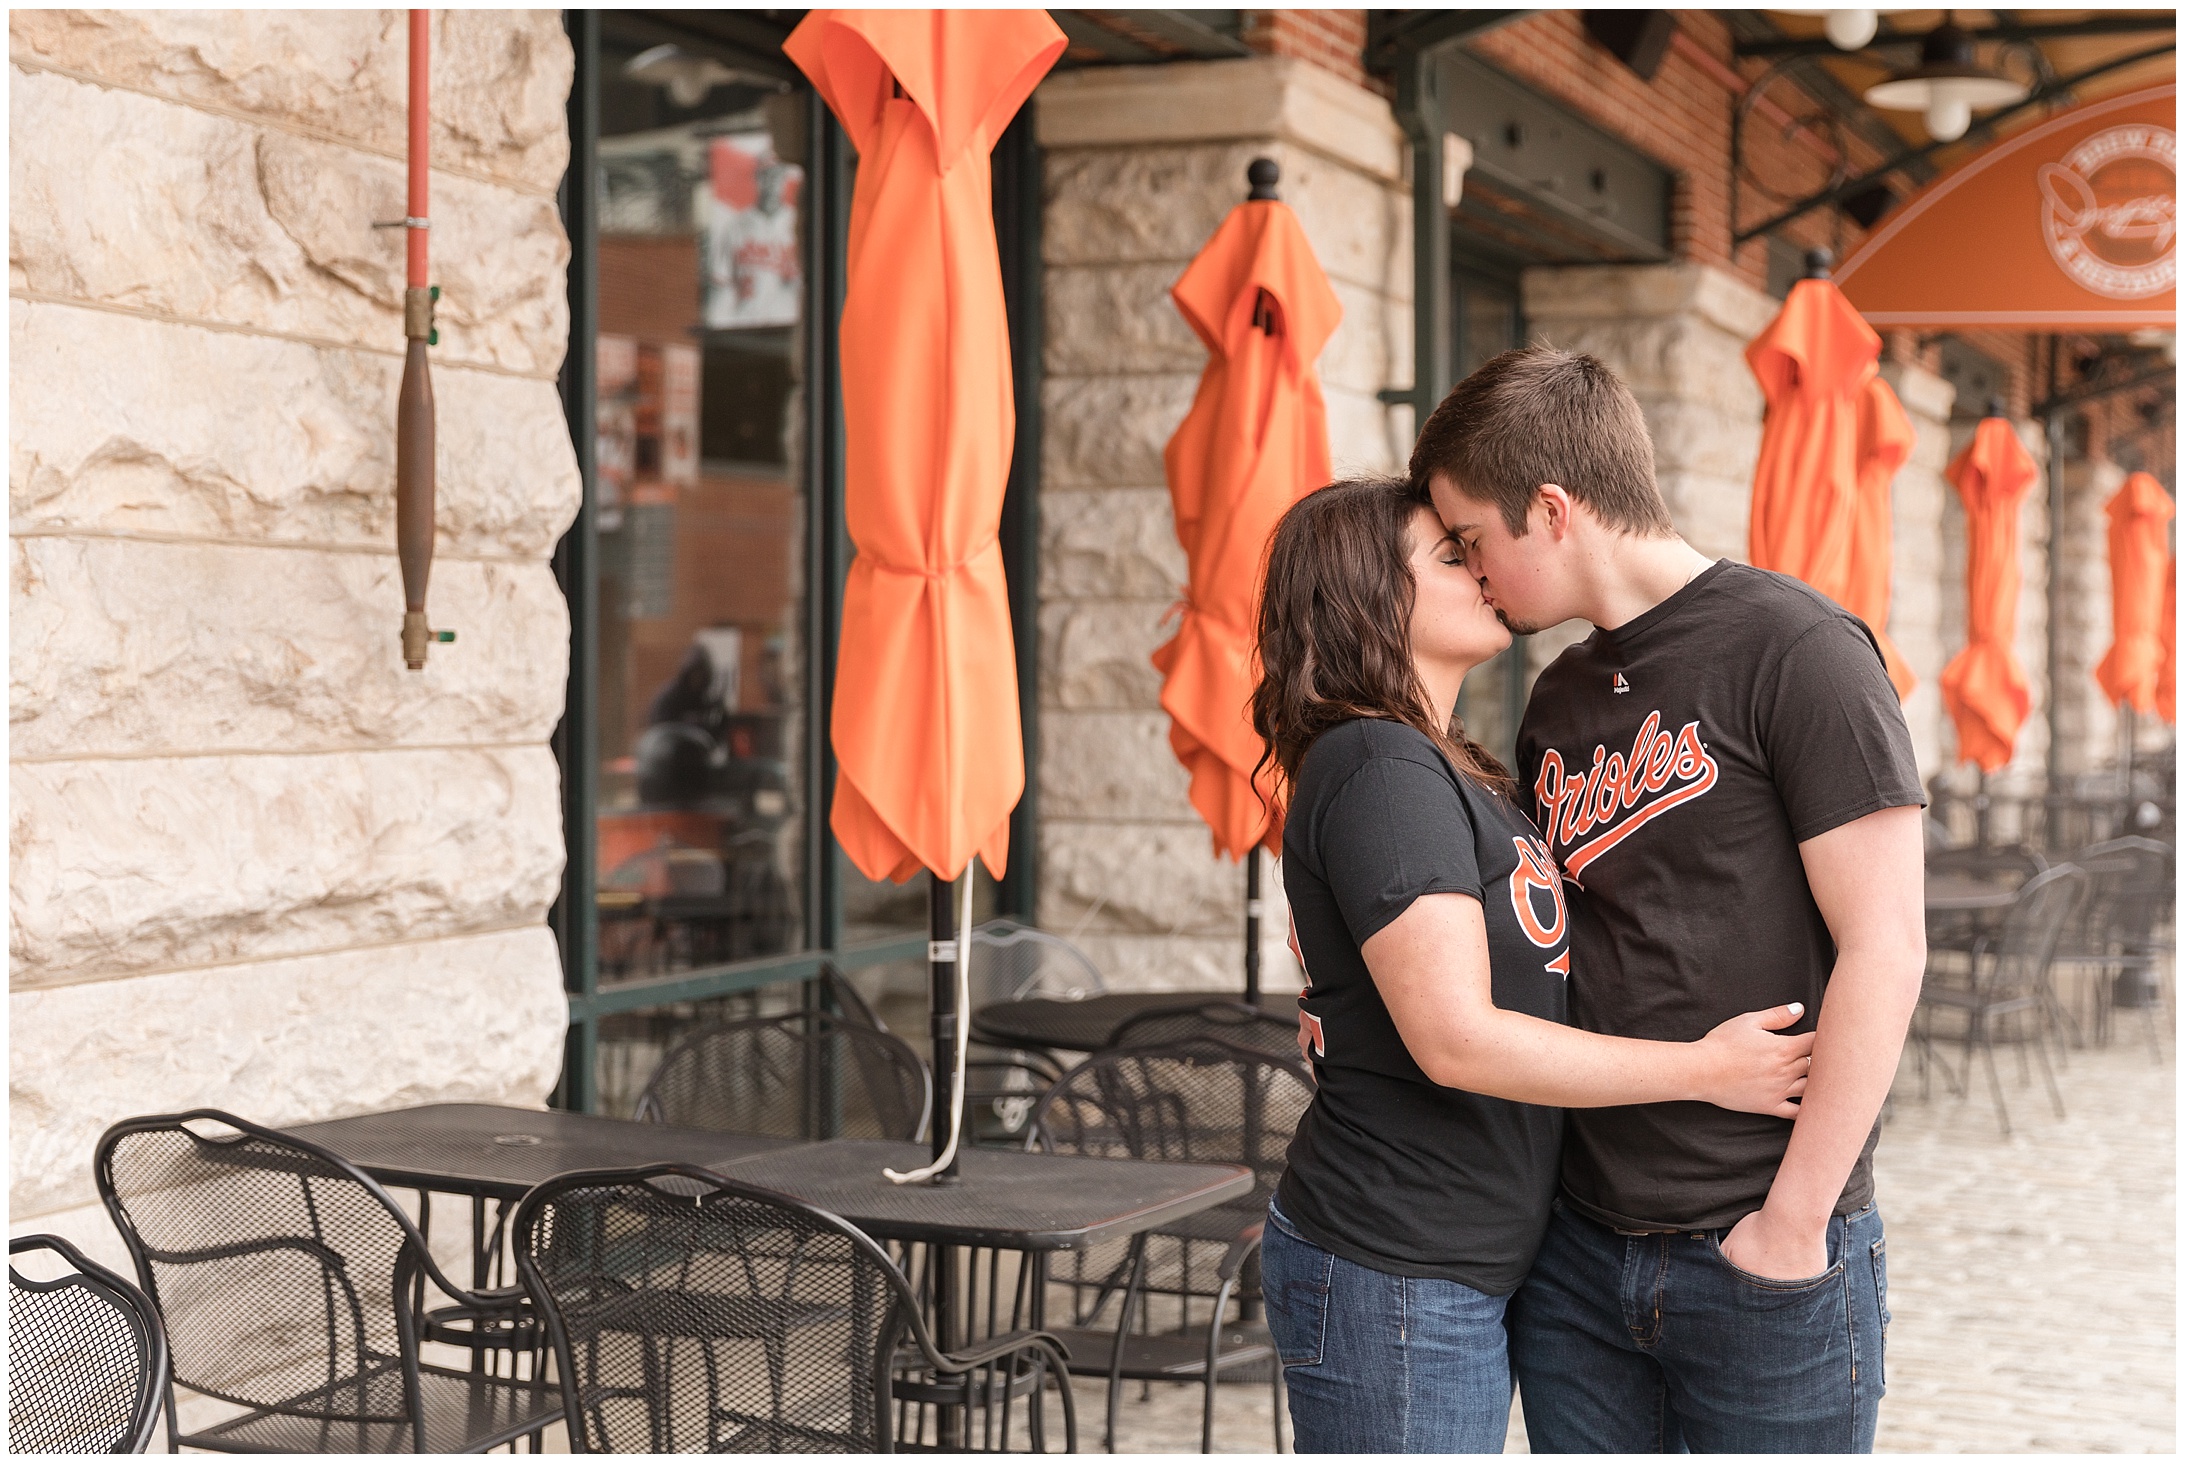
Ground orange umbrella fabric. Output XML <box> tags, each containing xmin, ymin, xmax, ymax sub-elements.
<box><xmin>1939</xmin><ymin>419</ymin><xmax>2038</xmax><ymax>772</ymax></box>
<box><xmin>1745</xmin><ymin>277</ymin><xmax>1916</xmax><ymax>697</ymax></box>
<box><xmin>2094</xmin><ymin>471</ymin><xmax>2176</xmax><ymax>714</ymax></box>
<box><xmin>786</xmin><ymin>9</ymin><xmax>1065</xmax><ymax>883</ymax></box>
<box><xmin>1153</xmin><ymin>197</ymin><xmax>1341</xmax><ymax>858</ymax></box>
<box><xmin>1847</xmin><ymin>376</ymin><xmax>1918</xmax><ymax>698</ymax></box>
<box><xmin>2157</xmin><ymin>554</ymin><xmax>2176</xmax><ymax>724</ymax></box>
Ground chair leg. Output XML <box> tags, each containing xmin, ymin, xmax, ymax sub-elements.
<box><xmin>1979</xmin><ymin>1034</ymin><xmax>2012</xmax><ymax>1137</ymax></box>
<box><xmin>2033</xmin><ymin>1029</ymin><xmax>2066</xmax><ymax>1119</ymax></box>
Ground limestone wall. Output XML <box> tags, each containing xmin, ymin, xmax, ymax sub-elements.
<box><xmin>9</xmin><ymin>10</ymin><xmax>576</xmax><ymax>1232</ymax></box>
<box><xmin>2051</xmin><ymin>456</ymin><xmax>2128</xmax><ymax>778</ymax></box>
<box><xmin>1033</xmin><ymin>56</ymin><xmax>1411</xmax><ymax>991</ymax></box>
<box><xmin>1882</xmin><ymin>362</ymin><xmax>1957</xmax><ymax>776</ymax></box>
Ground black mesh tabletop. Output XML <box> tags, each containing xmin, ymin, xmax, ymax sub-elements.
<box><xmin>1926</xmin><ymin>875</ymin><xmax>2021</xmax><ymax>912</ymax></box>
<box><xmin>283</xmin><ymin>1103</ymin><xmax>800</xmax><ymax>1200</ymax></box>
<box><xmin>971</xmin><ymin>991</ymin><xmax>1285</xmax><ymax>1051</ymax></box>
<box><xmin>713</xmin><ymin>1139</ymin><xmax>1253</xmax><ymax>1251</ymax></box>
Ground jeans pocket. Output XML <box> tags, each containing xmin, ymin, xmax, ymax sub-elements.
<box><xmin>1261</xmin><ymin>1203</ymin><xmax>1333</xmax><ymax>1369</ymax></box>
<box><xmin>1706</xmin><ymin>1234</ymin><xmax>1844</xmax><ymax>1292</ymax></box>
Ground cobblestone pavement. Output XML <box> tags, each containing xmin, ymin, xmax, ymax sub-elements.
<box><xmin>1104</xmin><ymin>983</ymin><xmax>2175</xmax><ymax>1454</ymax></box>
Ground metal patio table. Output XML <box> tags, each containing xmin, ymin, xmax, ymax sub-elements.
<box><xmin>283</xmin><ymin>1102</ymin><xmax>799</xmax><ymax>1292</ymax></box>
<box><xmin>971</xmin><ymin>991</ymin><xmax>1286</xmax><ymax>1054</ymax></box>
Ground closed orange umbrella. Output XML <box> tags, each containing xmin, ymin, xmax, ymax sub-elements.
<box><xmin>1939</xmin><ymin>418</ymin><xmax>2038</xmax><ymax>772</ymax></box>
<box><xmin>2158</xmin><ymin>554</ymin><xmax>2176</xmax><ymax>725</ymax></box>
<box><xmin>1153</xmin><ymin>166</ymin><xmax>1340</xmax><ymax>862</ymax></box>
<box><xmin>2094</xmin><ymin>471</ymin><xmax>2175</xmax><ymax>715</ymax></box>
<box><xmin>1847</xmin><ymin>375</ymin><xmax>1918</xmax><ymax>699</ymax></box>
<box><xmin>786</xmin><ymin>9</ymin><xmax>1064</xmax><ymax>886</ymax></box>
<box><xmin>1747</xmin><ymin>275</ymin><xmax>1875</xmax><ymax>600</ymax></box>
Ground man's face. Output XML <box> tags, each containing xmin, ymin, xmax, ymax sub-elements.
<box><xmin>1424</xmin><ymin>472</ymin><xmax>1568</xmax><ymax>637</ymax></box>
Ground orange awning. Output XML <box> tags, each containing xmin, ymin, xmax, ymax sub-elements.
<box><xmin>2095</xmin><ymin>470</ymin><xmax>2177</xmax><ymax>714</ymax></box>
<box><xmin>1746</xmin><ymin>276</ymin><xmax>1916</xmax><ymax>697</ymax></box>
<box><xmin>1939</xmin><ymin>419</ymin><xmax>2038</xmax><ymax>772</ymax></box>
<box><xmin>1836</xmin><ymin>84</ymin><xmax>2176</xmax><ymax>330</ymax></box>
<box><xmin>1153</xmin><ymin>195</ymin><xmax>1340</xmax><ymax>859</ymax></box>
<box><xmin>787</xmin><ymin>9</ymin><xmax>1065</xmax><ymax>883</ymax></box>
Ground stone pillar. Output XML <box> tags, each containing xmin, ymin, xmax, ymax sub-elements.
<box><xmin>8</xmin><ymin>12</ymin><xmax>577</xmax><ymax>1250</ymax></box>
<box><xmin>1515</xmin><ymin>262</ymin><xmax>1777</xmax><ymax>678</ymax></box>
<box><xmin>2050</xmin><ymin>454</ymin><xmax>2128</xmax><ymax>777</ymax></box>
<box><xmin>1881</xmin><ymin>361</ymin><xmax>1956</xmax><ymax>778</ymax></box>
<box><xmin>1033</xmin><ymin>56</ymin><xmax>1411</xmax><ymax>991</ymax></box>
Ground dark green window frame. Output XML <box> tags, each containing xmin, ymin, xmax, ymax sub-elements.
<box><xmin>550</xmin><ymin>10</ymin><xmax>1042</xmax><ymax>1111</ymax></box>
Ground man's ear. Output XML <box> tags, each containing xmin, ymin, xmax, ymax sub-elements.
<box><xmin>1535</xmin><ymin>483</ymin><xmax>1576</xmax><ymax>540</ymax></box>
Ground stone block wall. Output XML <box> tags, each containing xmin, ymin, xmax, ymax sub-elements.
<box><xmin>1032</xmin><ymin>56</ymin><xmax>1411</xmax><ymax>991</ymax></box>
<box><xmin>1882</xmin><ymin>361</ymin><xmax>1957</xmax><ymax>776</ymax></box>
<box><xmin>2051</xmin><ymin>456</ymin><xmax>2128</xmax><ymax>777</ymax></box>
<box><xmin>9</xmin><ymin>11</ymin><xmax>576</xmax><ymax>1245</ymax></box>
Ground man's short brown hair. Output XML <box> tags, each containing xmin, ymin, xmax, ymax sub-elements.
<box><xmin>1410</xmin><ymin>345</ymin><xmax>1673</xmax><ymax>537</ymax></box>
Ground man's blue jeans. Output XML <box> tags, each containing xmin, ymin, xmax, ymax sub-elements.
<box><xmin>1509</xmin><ymin>1199</ymin><xmax>1890</xmax><ymax>1453</ymax></box>
<box><xmin>1261</xmin><ymin>1198</ymin><xmax>1515</xmax><ymax>1453</ymax></box>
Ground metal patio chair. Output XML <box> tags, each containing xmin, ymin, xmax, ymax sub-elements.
<box><xmin>1913</xmin><ymin>865</ymin><xmax>2089</xmax><ymax>1136</ymax></box>
<box><xmin>635</xmin><ymin>1009</ymin><xmax>931</xmax><ymax>1141</ymax></box>
<box><xmin>9</xmin><ymin>1234</ymin><xmax>167</xmax><ymax>1454</ymax></box>
<box><xmin>963</xmin><ymin>921</ymin><xmax>1112</xmax><ymax>1147</ymax></box>
<box><xmin>512</xmin><ymin>1164</ymin><xmax>1075</xmax><ymax>1452</ymax></box>
<box><xmin>1029</xmin><ymin>1038</ymin><xmax>1312</xmax><ymax>1453</ymax></box>
<box><xmin>94</xmin><ymin>1110</ymin><xmax>561</xmax><ymax>1453</ymax></box>
<box><xmin>2061</xmin><ymin>836</ymin><xmax>2175</xmax><ymax>1056</ymax></box>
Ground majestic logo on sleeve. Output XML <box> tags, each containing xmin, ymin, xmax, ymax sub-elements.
<box><xmin>1533</xmin><ymin>710</ymin><xmax>1720</xmax><ymax>884</ymax></box>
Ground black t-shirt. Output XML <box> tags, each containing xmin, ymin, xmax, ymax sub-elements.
<box><xmin>1516</xmin><ymin>561</ymin><xmax>1924</xmax><ymax>1233</ymax></box>
<box><xmin>1276</xmin><ymin>718</ymin><xmax>1569</xmax><ymax>1295</ymax></box>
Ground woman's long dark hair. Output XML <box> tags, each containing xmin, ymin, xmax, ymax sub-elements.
<box><xmin>1251</xmin><ymin>477</ymin><xmax>1516</xmax><ymax>819</ymax></box>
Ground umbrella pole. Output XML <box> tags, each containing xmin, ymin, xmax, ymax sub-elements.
<box><xmin>927</xmin><ymin>869</ymin><xmax>963</xmax><ymax>1183</ymax></box>
<box><xmin>1244</xmin><ymin>848</ymin><xmax>1263</xmax><ymax>1003</ymax></box>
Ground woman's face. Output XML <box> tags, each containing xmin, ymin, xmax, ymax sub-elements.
<box><xmin>1406</xmin><ymin>505</ymin><xmax>1512</xmax><ymax>676</ymax></box>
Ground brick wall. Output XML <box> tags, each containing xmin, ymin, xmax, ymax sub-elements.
<box><xmin>1240</xmin><ymin>9</ymin><xmax>1373</xmax><ymax>92</ymax></box>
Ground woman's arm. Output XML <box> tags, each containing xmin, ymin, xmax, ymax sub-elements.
<box><xmin>1364</xmin><ymin>891</ymin><xmax>1812</xmax><ymax>1113</ymax></box>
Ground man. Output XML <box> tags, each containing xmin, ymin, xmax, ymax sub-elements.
<box><xmin>1414</xmin><ymin>346</ymin><xmax>1926</xmax><ymax>1452</ymax></box>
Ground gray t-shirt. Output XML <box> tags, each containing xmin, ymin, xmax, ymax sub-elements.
<box><xmin>1516</xmin><ymin>560</ymin><xmax>1924</xmax><ymax>1232</ymax></box>
<box><xmin>1277</xmin><ymin>718</ymin><xmax>1569</xmax><ymax>1295</ymax></box>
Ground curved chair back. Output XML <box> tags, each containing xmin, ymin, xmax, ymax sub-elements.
<box><xmin>1987</xmin><ymin>865</ymin><xmax>2091</xmax><ymax>999</ymax></box>
<box><xmin>967</xmin><ymin>921</ymin><xmax>1106</xmax><ymax>1006</ymax></box>
<box><xmin>512</xmin><ymin>1166</ymin><xmax>925</xmax><ymax>1452</ymax></box>
<box><xmin>1104</xmin><ymin>1000</ymin><xmax>1298</xmax><ymax>1057</ymax></box>
<box><xmin>1031</xmin><ymin>1039</ymin><xmax>1312</xmax><ymax>1200</ymax></box>
<box><xmin>634</xmin><ymin>1011</ymin><xmax>931</xmax><ymax>1142</ymax></box>
<box><xmin>93</xmin><ymin>1110</ymin><xmax>482</xmax><ymax>1452</ymax></box>
<box><xmin>9</xmin><ymin>1235</ymin><xmax>167</xmax><ymax>1454</ymax></box>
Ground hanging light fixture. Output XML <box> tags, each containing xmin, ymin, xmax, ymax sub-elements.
<box><xmin>1863</xmin><ymin>16</ymin><xmax>2028</xmax><ymax>142</ymax></box>
<box><xmin>1768</xmin><ymin>9</ymin><xmax>1899</xmax><ymax>52</ymax></box>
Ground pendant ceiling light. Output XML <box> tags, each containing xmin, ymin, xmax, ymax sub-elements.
<box><xmin>1769</xmin><ymin>9</ymin><xmax>1900</xmax><ymax>52</ymax></box>
<box><xmin>1862</xmin><ymin>16</ymin><xmax>2028</xmax><ymax>142</ymax></box>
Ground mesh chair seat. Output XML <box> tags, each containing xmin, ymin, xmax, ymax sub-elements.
<box><xmin>185</xmin><ymin>1359</ymin><xmax>559</xmax><ymax>1454</ymax></box>
<box><xmin>9</xmin><ymin>1234</ymin><xmax>167</xmax><ymax>1454</ymax></box>
<box><xmin>635</xmin><ymin>1011</ymin><xmax>931</xmax><ymax>1141</ymax></box>
<box><xmin>513</xmin><ymin>1165</ymin><xmax>1074</xmax><ymax>1453</ymax></box>
<box><xmin>94</xmin><ymin>1110</ymin><xmax>563</xmax><ymax>1454</ymax></box>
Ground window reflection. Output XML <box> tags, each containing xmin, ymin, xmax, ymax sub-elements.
<box><xmin>595</xmin><ymin>21</ymin><xmax>809</xmax><ymax>983</ymax></box>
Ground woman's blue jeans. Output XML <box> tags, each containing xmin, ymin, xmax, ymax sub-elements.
<box><xmin>1261</xmin><ymin>1198</ymin><xmax>1515</xmax><ymax>1453</ymax></box>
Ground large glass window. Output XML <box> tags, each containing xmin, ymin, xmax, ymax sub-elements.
<box><xmin>554</xmin><ymin>13</ymin><xmax>1042</xmax><ymax>1112</ymax></box>
<box><xmin>593</xmin><ymin>18</ymin><xmax>812</xmax><ymax>986</ymax></box>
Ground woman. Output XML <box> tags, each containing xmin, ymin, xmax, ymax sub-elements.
<box><xmin>1251</xmin><ymin>479</ymin><xmax>1812</xmax><ymax>1452</ymax></box>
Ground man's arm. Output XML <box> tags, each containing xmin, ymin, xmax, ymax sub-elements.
<box><xmin>1721</xmin><ymin>803</ymin><xmax>1926</xmax><ymax>1278</ymax></box>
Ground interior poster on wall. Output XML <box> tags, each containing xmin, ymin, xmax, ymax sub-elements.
<box><xmin>704</xmin><ymin>133</ymin><xmax>803</xmax><ymax>330</ymax></box>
